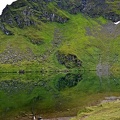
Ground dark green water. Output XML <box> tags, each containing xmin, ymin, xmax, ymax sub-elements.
<box><xmin>0</xmin><ymin>70</ymin><xmax>120</xmax><ymax>120</ymax></box>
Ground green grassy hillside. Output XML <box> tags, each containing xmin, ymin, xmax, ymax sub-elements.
<box><xmin>0</xmin><ymin>12</ymin><xmax>120</xmax><ymax>72</ymax></box>
<box><xmin>0</xmin><ymin>0</ymin><xmax>120</xmax><ymax>72</ymax></box>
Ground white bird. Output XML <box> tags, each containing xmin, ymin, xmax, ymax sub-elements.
<box><xmin>114</xmin><ymin>21</ymin><xmax>120</xmax><ymax>25</ymax></box>
<box><xmin>33</xmin><ymin>116</ymin><xmax>36</xmax><ymax>120</ymax></box>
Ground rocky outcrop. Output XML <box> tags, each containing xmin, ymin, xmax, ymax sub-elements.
<box><xmin>0</xmin><ymin>0</ymin><xmax>120</xmax><ymax>34</ymax></box>
<box><xmin>0</xmin><ymin>0</ymin><xmax>69</xmax><ymax>34</ymax></box>
<box><xmin>0</xmin><ymin>46</ymin><xmax>35</xmax><ymax>64</ymax></box>
<box><xmin>30</xmin><ymin>38</ymin><xmax>44</xmax><ymax>45</ymax></box>
<box><xmin>56</xmin><ymin>51</ymin><xmax>82</xmax><ymax>68</ymax></box>
<box><xmin>0</xmin><ymin>20</ymin><xmax>13</xmax><ymax>35</ymax></box>
<box><xmin>60</xmin><ymin>0</ymin><xmax>120</xmax><ymax>21</ymax></box>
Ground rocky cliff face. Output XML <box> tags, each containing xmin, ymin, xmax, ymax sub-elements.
<box><xmin>0</xmin><ymin>0</ymin><xmax>120</xmax><ymax>35</ymax></box>
<box><xmin>56</xmin><ymin>51</ymin><xmax>82</xmax><ymax>68</ymax></box>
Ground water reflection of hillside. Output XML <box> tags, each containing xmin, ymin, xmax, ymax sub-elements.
<box><xmin>0</xmin><ymin>71</ymin><xmax>119</xmax><ymax>120</ymax></box>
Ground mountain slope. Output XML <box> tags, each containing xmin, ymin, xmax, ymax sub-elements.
<box><xmin>0</xmin><ymin>0</ymin><xmax>120</xmax><ymax>72</ymax></box>
<box><xmin>0</xmin><ymin>0</ymin><xmax>120</xmax><ymax>35</ymax></box>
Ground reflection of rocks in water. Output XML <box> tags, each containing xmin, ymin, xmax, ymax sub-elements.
<box><xmin>56</xmin><ymin>73</ymin><xmax>82</xmax><ymax>91</ymax></box>
<box><xmin>0</xmin><ymin>80</ymin><xmax>28</xmax><ymax>93</ymax></box>
<box><xmin>96</xmin><ymin>63</ymin><xmax>110</xmax><ymax>77</ymax></box>
<box><xmin>0</xmin><ymin>79</ymin><xmax>46</xmax><ymax>94</ymax></box>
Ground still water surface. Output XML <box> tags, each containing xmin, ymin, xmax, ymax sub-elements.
<box><xmin>0</xmin><ymin>70</ymin><xmax>120</xmax><ymax>120</ymax></box>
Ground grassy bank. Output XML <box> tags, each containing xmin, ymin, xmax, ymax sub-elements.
<box><xmin>72</xmin><ymin>100</ymin><xmax>120</xmax><ymax>120</ymax></box>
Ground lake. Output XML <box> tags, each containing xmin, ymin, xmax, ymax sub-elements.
<box><xmin>0</xmin><ymin>69</ymin><xmax>120</xmax><ymax>120</ymax></box>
